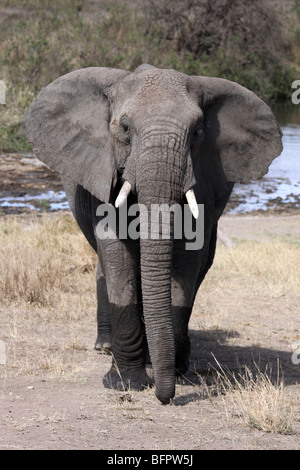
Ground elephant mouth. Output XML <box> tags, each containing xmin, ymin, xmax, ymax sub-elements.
<box><xmin>115</xmin><ymin>180</ymin><xmax>199</xmax><ymax>219</ymax></box>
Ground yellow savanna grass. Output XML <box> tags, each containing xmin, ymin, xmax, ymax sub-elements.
<box><xmin>0</xmin><ymin>215</ymin><xmax>299</xmax><ymax>306</ymax></box>
<box><xmin>213</xmin><ymin>358</ymin><xmax>294</xmax><ymax>434</ymax></box>
<box><xmin>0</xmin><ymin>215</ymin><xmax>96</xmax><ymax>305</ymax></box>
<box><xmin>212</xmin><ymin>239</ymin><xmax>300</xmax><ymax>294</ymax></box>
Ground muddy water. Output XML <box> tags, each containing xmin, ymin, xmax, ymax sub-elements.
<box><xmin>0</xmin><ymin>153</ymin><xmax>65</xmax><ymax>214</ymax></box>
<box><xmin>0</xmin><ymin>103</ymin><xmax>300</xmax><ymax>215</ymax></box>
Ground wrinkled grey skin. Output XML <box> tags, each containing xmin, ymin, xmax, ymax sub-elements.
<box><xmin>23</xmin><ymin>64</ymin><xmax>282</xmax><ymax>404</ymax></box>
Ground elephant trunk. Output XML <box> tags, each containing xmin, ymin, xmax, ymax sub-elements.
<box><xmin>139</xmin><ymin>209</ymin><xmax>175</xmax><ymax>404</ymax></box>
<box><xmin>133</xmin><ymin>127</ymin><xmax>193</xmax><ymax>403</ymax></box>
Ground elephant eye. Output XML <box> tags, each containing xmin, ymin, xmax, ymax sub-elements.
<box><xmin>120</xmin><ymin>116</ymin><xmax>130</xmax><ymax>134</ymax></box>
<box><xmin>122</xmin><ymin>123</ymin><xmax>129</xmax><ymax>133</ymax></box>
<box><xmin>191</xmin><ymin>124</ymin><xmax>204</xmax><ymax>148</ymax></box>
<box><xmin>193</xmin><ymin>126</ymin><xmax>204</xmax><ymax>140</ymax></box>
<box><xmin>116</xmin><ymin>119</ymin><xmax>130</xmax><ymax>145</ymax></box>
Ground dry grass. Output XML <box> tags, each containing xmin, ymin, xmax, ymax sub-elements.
<box><xmin>209</xmin><ymin>240</ymin><xmax>300</xmax><ymax>294</ymax></box>
<box><xmin>0</xmin><ymin>244</ymin><xmax>62</xmax><ymax>304</ymax></box>
<box><xmin>1</xmin><ymin>214</ymin><xmax>299</xmax><ymax>314</ymax></box>
<box><xmin>0</xmin><ymin>215</ymin><xmax>96</xmax><ymax>306</ymax></box>
<box><xmin>213</xmin><ymin>358</ymin><xmax>294</xmax><ymax>434</ymax></box>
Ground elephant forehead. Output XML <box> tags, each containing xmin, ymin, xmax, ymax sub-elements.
<box><xmin>120</xmin><ymin>69</ymin><xmax>189</xmax><ymax>104</ymax></box>
<box><xmin>114</xmin><ymin>69</ymin><xmax>200</xmax><ymax>125</ymax></box>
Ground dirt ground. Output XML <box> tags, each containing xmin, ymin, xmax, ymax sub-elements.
<box><xmin>0</xmin><ymin>155</ymin><xmax>300</xmax><ymax>451</ymax></box>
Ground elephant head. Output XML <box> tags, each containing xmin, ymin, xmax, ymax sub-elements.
<box><xmin>23</xmin><ymin>65</ymin><xmax>282</xmax><ymax>404</ymax></box>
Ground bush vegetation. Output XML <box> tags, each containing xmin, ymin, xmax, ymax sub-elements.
<box><xmin>0</xmin><ymin>0</ymin><xmax>298</xmax><ymax>152</ymax></box>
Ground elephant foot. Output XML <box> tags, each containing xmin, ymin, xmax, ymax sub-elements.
<box><xmin>103</xmin><ymin>366</ymin><xmax>154</xmax><ymax>392</ymax></box>
<box><xmin>94</xmin><ymin>334</ymin><xmax>112</xmax><ymax>353</ymax></box>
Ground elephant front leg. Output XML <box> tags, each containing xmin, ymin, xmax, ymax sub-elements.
<box><xmin>172</xmin><ymin>243</ymin><xmax>201</xmax><ymax>377</ymax></box>
<box><xmin>94</xmin><ymin>260</ymin><xmax>112</xmax><ymax>352</ymax></box>
<box><xmin>104</xmin><ymin>303</ymin><xmax>152</xmax><ymax>391</ymax></box>
<box><xmin>99</xmin><ymin>239</ymin><xmax>153</xmax><ymax>392</ymax></box>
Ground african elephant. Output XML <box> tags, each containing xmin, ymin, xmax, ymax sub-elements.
<box><xmin>23</xmin><ymin>64</ymin><xmax>282</xmax><ymax>404</ymax></box>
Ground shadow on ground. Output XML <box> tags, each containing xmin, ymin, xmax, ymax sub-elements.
<box><xmin>173</xmin><ymin>328</ymin><xmax>300</xmax><ymax>406</ymax></box>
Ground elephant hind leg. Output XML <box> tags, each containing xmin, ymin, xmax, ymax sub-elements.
<box><xmin>95</xmin><ymin>260</ymin><xmax>112</xmax><ymax>353</ymax></box>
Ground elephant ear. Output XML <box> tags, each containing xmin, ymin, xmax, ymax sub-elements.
<box><xmin>191</xmin><ymin>76</ymin><xmax>283</xmax><ymax>183</ymax></box>
<box><xmin>23</xmin><ymin>67</ymin><xmax>131</xmax><ymax>203</ymax></box>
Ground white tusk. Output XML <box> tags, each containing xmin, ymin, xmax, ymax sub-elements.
<box><xmin>185</xmin><ymin>189</ymin><xmax>199</xmax><ymax>219</ymax></box>
<box><xmin>115</xmin><ymin>181</ymin><xmax>131</xmax><ymax>208</ymax></box>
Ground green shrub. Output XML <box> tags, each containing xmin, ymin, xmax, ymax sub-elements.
<box><xmin>0</xmin><ymin>0</ymin><xmax>297</xmax><ymax>153</ymax></box>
